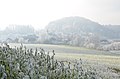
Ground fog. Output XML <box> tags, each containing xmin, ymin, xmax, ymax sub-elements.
<box><xmin>0</xmin><ymin>1</ymin><xmax>120</xmax><ymax>79</ymax></box>
<box><xmin>0</xmin><ymin>0</ymin><xmax>120</xmax><ymax>30</ymax></box>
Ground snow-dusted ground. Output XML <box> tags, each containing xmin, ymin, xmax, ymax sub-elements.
<box><xmin>1</xmin><ymin>43</ymin><xmax>120</xmax><ymax>79</ymax></box>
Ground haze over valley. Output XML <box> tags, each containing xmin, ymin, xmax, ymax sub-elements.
<box><xmin>0</xmin><ymin>16</ymin><xmax>120</xmax><ymax>51</ymax></box>
<box><xmin>0</xmin><ymin>0</ymin><xmax>120</xmax><ymax>79</ymax></box>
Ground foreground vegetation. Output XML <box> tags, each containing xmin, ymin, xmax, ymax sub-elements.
<box><xmin>0</xmin><ymin>44</ymin><xmax>120</xmax><ymax>79</ymax></box>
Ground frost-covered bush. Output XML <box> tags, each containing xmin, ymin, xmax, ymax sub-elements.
<box><xmin>0</xmin><ymin>44</ymin><xmax>119</xmax><ymax>79</ymax></box>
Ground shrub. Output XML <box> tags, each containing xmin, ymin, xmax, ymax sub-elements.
<box><xmin>0</xmin><ymin>44</ymin><xmax>113</xmax><ymax>79</ymax></box>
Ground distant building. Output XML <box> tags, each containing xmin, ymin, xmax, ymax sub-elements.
<box><xmin>100</xmin><ymin>39</ymin><xmax>111</xmax><ymax>45</ymax></box>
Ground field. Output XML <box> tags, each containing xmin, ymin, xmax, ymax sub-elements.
<box><xmin>3</xmin><ymin>43</ymin><xmax>120</xmax><ymax>78</ymax></box>
<box><xmin>9</xmin><ymin>43</ymin><xmax>120</xmax><ymax>66</ymax></box>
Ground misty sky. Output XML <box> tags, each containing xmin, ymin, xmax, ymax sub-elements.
<box><xmin>0</xmin><ymin>0</ymin><xmax>120</xmax><ymax>30</ymax></box>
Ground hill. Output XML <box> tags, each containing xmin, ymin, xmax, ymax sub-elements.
<box><xmin>46</xmin><ymin>16</ymin><xmax>120</xmax><ymax>39</ymax></box>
